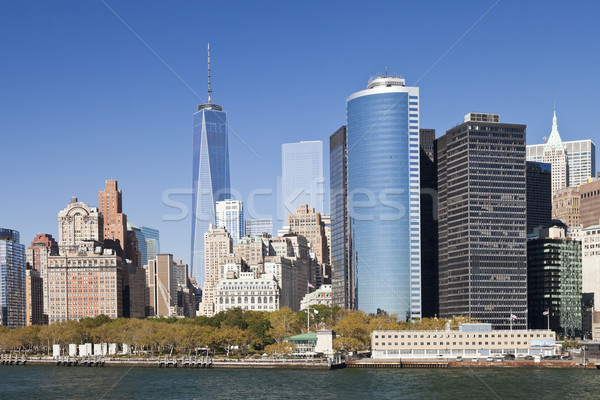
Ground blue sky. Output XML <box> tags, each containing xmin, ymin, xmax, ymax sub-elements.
<box><xmin>1</xmin><ymin>1</ymin><xmax>598</xmax><ymax>265</ymax></box>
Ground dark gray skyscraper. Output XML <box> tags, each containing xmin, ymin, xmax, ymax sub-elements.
<box><xmin>420</xmin><ymin>129</ymin><xmax>438</xmax><ymax>318</ymax></box>
<box><xmin>526</xmin><ymin>161</ymin><xmax>552</xmax><ymax>234</ymax></box>
<box><xmin>437</xmin><ymin>113</ymin><xmax>527</xmax><ymax>329</ymax></box>
<box><xmin>330</xmin><ymin>126</ymin><xmax>354</xmax><ymax>309</ymax></box>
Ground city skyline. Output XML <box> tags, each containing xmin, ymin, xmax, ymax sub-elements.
<box><xmin>3</xmin><ymin>1</ymin><xmax>600</xmax><ymax>266</ymax></box>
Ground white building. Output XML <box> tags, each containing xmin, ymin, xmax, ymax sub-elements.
<box><xmin>216</xmin><ymin>200</ymin><xmax>244</xmax><ymax>246</ymax></box>
<box><xmin>214</xmin><ymin>270</ymin><xmax>280</xmax><ymax>313</ymax></box>
<box><xmin>245</xmin><ymin>219</ymin><xmax>273</xmax><ymax>238</ymax></box>
<box><xmin>300</xmin><ymin>284</ymin><xmax>332</xmax><ymax>310</ymax></box>
<box><xmin>581</xmin><ymin>225</ymin><xmax>600</xmax><ymax>306</ymax></box>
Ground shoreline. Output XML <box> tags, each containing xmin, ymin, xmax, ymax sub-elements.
<box><xmin>1</xmin><ymin>357</ymin><xmax>597</xmax><ymax>370</ymax></box>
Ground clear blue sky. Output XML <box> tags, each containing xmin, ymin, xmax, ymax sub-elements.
<box><xmin>2</xmin><ymin>1</ymin><xmax>598</xmax><ymax>265</ymax></box>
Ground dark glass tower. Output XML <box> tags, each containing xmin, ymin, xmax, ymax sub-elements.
<box><xmin>330</xmin><ymin>126</ymin><xmax>354</xmax><ymax>309</ymax></box>
<box><xmin>191</xmin><ymin>45</ymin><xmax>230</xmax><ymax>286</ymax></box>
<box><xmin>437</xmin><ymin>113</ymin><xmax>527</xmax><ymax>329</ymax></box>
<box><xmin>526</xmin><ymin>161</ymin><xmax>552</xmax><ymax>234</ymax></box>
<box><xmin>420</xmin><ymin>129</ymin><xmax>438</xmax><ymax>318</ymax></box>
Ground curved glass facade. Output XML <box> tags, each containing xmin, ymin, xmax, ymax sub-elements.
<box><xmin>346</xmin><ymin>84</ymin><xmax>420</xmax><ymax>319</ymax></box>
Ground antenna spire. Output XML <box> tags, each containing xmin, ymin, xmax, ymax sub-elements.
<box><xmin>207</xmin><ymin>43</ymin><xmax>212</xmax><ymax>105</ymax></box>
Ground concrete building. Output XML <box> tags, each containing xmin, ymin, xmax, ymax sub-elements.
<box><xmin>0</xmin><ymin>229</ymin><xmax>26</xmax><ymax>328</ymax></box>
<box><xmin>245</xmin><ymin>219</ymin><xmax>272</xmax><ymax>238</ymax></box>
<box><xmin>47</xmin><ymin>247</ymin><xmax>123</xmax><ymax>323</ymax></box>
<box><xmin>216</xmin><ymin>199</ymin><xmax>244</xmax><ymax>245</ymax></box>
<box><xmin>281</xmin><ymin>140</ymin><xmax>324</xmax><ymax>216</ymax></box>
<box><xmin>58</xmin><ymin>197</ymin><xmax>103</xmax><ymax>252</ymax></box>
<box><xmin>552</xmin><ymin>185</ymin><xmax>581</xmax><ymax>233</ymax></box>
<box><xmin>191</xmin><ymin>44</ymin><xmax>230</xmax><ymax>287</ymax></box>
<box><xmin>437</xmin><ymin>113</ymin><xmax>527</xmax><ymax>329</ymax></box>
<box><xmin>300</xmin><ymin>284</ymin><xmax>332</xmax><ymax>310</ymax></box>
<box><xmin>580</xmin><ymin>179</ymin><xmax>600</xmax><ymax>229</ymax></box>
<box><xmin>26</xmin><ymin>233</ymin><xmax>58</xmax><ymax>316</ymax></box>
<box><xmin>214</xmin><ymin>269</ymin><xmax>280</xmax><ymax>313</ymax></box>
<box><xmin>420</xmin><ymin>128</ymin><xmax>439</xmax><ymax>318</ymax></box>
<box><xmin>287</xmin><ymin>204</ymin><xmax>329</xmax><ymax>274</ymax></box>
<box><xmin>526</xmin><ymin>162</ymin><xmax>552</xmax><ymax>234</ymax></box>
<box><xmin>527</xmin><ymin>226</ymin><xmax>582</xmax><ymax>337</ymax></box>
<box><xmin>541</xmin><ymin>111</ymin><xmax>568</xmax><ymax>196</ymax></box>
<box><xmin>286</xmin><ymin>330</ymin><xmax>336</xmax><ymax>356</ymax></box>
<box><xmin>329</xmin><ymin>126</ymin><xmax>354</xmax><ymax>310</ymax></box>
<box><xmin>199</xmin><ymin>226</ymin><xmax>233</xmax><ymax>316</ymax></box>
<box><xmin>581</xmin><ymin>225</ymin><xmax>600</xmax><ymax>309</ymax></box>
<box><xmin>146</xmin><ymin>254</ymin><xmax>192</xmax><ymax>317</ymax></box>
<box><xmin>346</xmin><ymin>74</ymin><xmax>421</xmax><ymax>319</ymax></box>
<box><xmin>25</xmin><ymin>265</ymin><xmax>46</xmax><ymax>325</ymax></box>
<box><xmin>371</xmin><ymin>326</ymin><xmax>556</xmax><ymax>359</ymax></box>
<box><xmin>234</xmin><ymin>235</ymin><xmax>270</xmax><ymax>267</ymax></box>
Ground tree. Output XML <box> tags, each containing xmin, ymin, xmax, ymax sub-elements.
<box><xmin>264</xmin><ymin>342</ymin><xmax>297</xmax><ymax>357</ymax></box>
<box><xmin>267</xmin><ymin>308</ymin><xmax>301</xmax><ymax>344</ymax></box>
<box><xmin>333</xmin><ymin>310</ymin><xmax>370</xmax><ymax>351</ymax></box>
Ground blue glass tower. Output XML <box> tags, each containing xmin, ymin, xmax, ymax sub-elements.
<box><xmin>0</xmin><ymin>228</ymin><xmax>26</xmax><ymax>328</ymax></box>
<box><xmin>191</xmin><ymin>44</ymin><xmax>230</xmax><ymax>286</ymax></box>
<box><xmin>346</xmin><ymin>74</ymin><xmax>421</xmax><ymax>319</ymax></box>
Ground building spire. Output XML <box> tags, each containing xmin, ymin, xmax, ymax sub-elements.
<box><xmin>207</xmin><ymin>43</ymin><xmax>212</xmax><ymax>105</ymax></box>
<box><xmin>545</xmin><ymin>106</ymin><xmax>563</xmax><ymax>151</ymax></box>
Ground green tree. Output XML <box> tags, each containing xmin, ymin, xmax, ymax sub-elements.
<box><xmin>267</xmin><ymin>307</ymin><xmax>301</xmax><ymax>344</ymax></box>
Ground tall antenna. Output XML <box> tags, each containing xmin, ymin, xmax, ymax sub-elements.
<box><xmin>207</xmin><ymin>43</ymin><xmax>212</xmax><ymax>105</ymax></box>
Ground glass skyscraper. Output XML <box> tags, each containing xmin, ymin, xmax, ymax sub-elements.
<box><xmin>526</xmin><ymin>161</ymin><xmax>552</xmax><ymax>234</ymax></box>
<box><xmin>281</xmin><ymin>141</ymin><xmax>324</xmax><ymax>217</ymax></box>
<box><xmin>245</xmin><ymin>219</ymin><xmax>273</xmax><ymax>238</ymax></box>
<box><xmin>346</xmin><ymin>75</ymin><xmax>421</xmax><ymax>319</ymax></box>
<box><xmin>0</xmin><ymin>228</ymin><xmax>26</xmax><ymax>328</ymax></box>
<box><xmin>216</xmin><ymin>199</ymin><xmax>244</xmax><ymax>245</ymax></box>
<box><xmin>191</xmin><ymin>45</ymin><xmax>230</xmax><ymax>286</ymax></box>
<box><xmin>329</xmin><ymin>126</ymin><xmax>354</xmax><ymax>310</ymax></box>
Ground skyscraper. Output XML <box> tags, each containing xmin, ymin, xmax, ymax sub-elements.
<box><xmin>245</xmin><ymin>219</ymin><xmax>273</xmax><ymax>238</ymax></box>
<box><xmin>526</xmin><ymin>161</ymin><xmax>552</xmax><ymax>234</ymax></box>
<box><xmin>329</xmin><ymin>126</ymin><xmax>354</xmax><ymax>309</ymax></box>
<box><xmin>437</xmin><ymin>113</ymin><xmax>527</xmax><ymax>329</ymax></box>
<box><xmin>420</xmin><ymin>128</ymin><xmax>438</xmax><ymax>318</ymax></box>
<box><xmin>58</xmin><ymin>197</ymin><xmax>103</xmax><ymax>252</ymax></box>
<box><xmin>191</xmin><ymin>44</ymin><xmax>230</xmax><ymax>286</ymax></box>
<box><xmin>99</xmin><ymin>180</ymin><xmax>127</xmax><ymax>251</ymax></box>
<box><xmin>281</xmin><ymin>140</ymin><xmax>324</xmax><ymax>216</ymax></box>
<box><xmin>199</xmin><ymin>225</ymin><xmax>232</xmax><ymax>316</ymax></box>
<box><xmin>528</xmin><ymin>135</ymin><xmax>596</xmax><ymax>188</ymax></box>
<box><xmin>0</xmin><ymin>228</ymin><xmax>26</xmax><ymax>328</ymax></box>
<box><xmin>128</xmin><ymin>223</ymin><xmax>161</xmax><ymax>267</ymax></box>
<box><xmin>25</xmin><ymin>265</ymin><xmax>46</xmax><ymax>325</ymax></box>
<box><xmin>216</xmin><ymin>199</ymin><xmax>244</xmax><ymax>245</ymax></box>
<box><xmin>26</xmin><ymin>233</ymin><xmax>58</xmax><ymax>316</ymax></box>
<box><xmin>541</xmin><ymin>111</ymin><xmax>568</xmax><ymax>196</ymax></box>
<box><xmin>346</xmin><ymin>74</ymin><xmax>421</xmax><ymax>319</ymax></box>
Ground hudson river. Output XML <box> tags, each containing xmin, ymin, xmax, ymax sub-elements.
<box><xmin>1</xmin><ymin>366</ymin><xmax>599</xmax><ymax>399</ymax></box>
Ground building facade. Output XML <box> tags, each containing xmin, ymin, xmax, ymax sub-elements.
<box><xmin>146</xmin><ymin>254</ymin><xmax>191</xmax><ymax>317</ymax></box>
<box><xmin>199</xmin><ymin>226</ymin><xmax>233</xmax><ymax>316</ymax></box>
<box><xmin>26</xmin><ymin>233</ymin><xmax>58</xmax><ymax>316</ymax></box>
<box><xmin>287</xmin><ymin>204</ymin><xmax>329</xmax><ymax>267</ymax></box>
<box><xmin>191</xmin><ymin>45</ymin><xmax>230</xmax><ymax>286</ymax></box>
<box><xmin>581</xmin><ymin>225</ymin><xmax>600</xmax><ymax>308</ymax></box>
<box><xmin>0</xmin><ymin>228</ymin><xmax>26</xmax><ymax>328</ymax></box>
<box><xmin>58</xmin><ymin>197</ymin><xmax>103</xmax><ymax>252</ymax></box>
<box><xmin>216</xmin><ymin>199</ymin><xmax>244</xmax><ymax>245</ymax></box>
<box><xmin>552</xmin><ymin>185</ymin><xmax>581</xmax><ymax>232</ymax></box>
<box><xmin>527</xmin><ymin>227</ymin><xmax>582</xmax><ymax>337</ymax></box>
<box><xmin>281</xmin><ymin>140</ymin><xmax>324</xmax><ymax>216</ymax></box>
<box><xmin>214</xmin><ymin>271</ymin><xmax>280</xmax><ymax>313</ymax></box>
<box><xmin>420</xmin><ymin>128</ymin><xmax>438</xmax><ymax>318</ymax></box>
<box><xmin>371</xmin><ymin>328</ymin><xmax>556</xmax><ymax>359</ymax></box>
<box><xmin>526</xmin><ymin>161</ymin><xmax>552</xmax><ymax>234</ymax></box>
<box><xmin>437</xmin><ymin>113</ymin><xmax>527</xmax><ymax>329</ymax></box>
<box><xmin>98</xmin><ymin>180</ymin><xmax>127</xmax><ymax>250</ymax></box>
<box><xmin>25</xmin><ymin>265</ymin><xmax>46</xmax><ymax>325</ymax></box>
<box><xmin>245</xmin><ymin>219</ymin><xmax>273</xmax><ymax>238</ymax></box>
<box><xmin>300</xmin><ymin>284</ymin><xmax>332</xmax><ymax>310</ymax></box>
<box><xmin>580</xmin><ymin>179</ymin><xmax>600</xmax><ymax>228</ymax></box>
<box><xmin>329</xmin><ymin>126</ymin><xmax>353</xmax><ymax>310</ymax></box>
<box><xmin>346</xmin><ymin>74</ymin><xmax>421</xmax><ymax>319</ymax></box>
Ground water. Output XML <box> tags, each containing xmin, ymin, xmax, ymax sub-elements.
<box><xmin>1</xmin><ymin>365</ymin><xmax>600</xmax><ymax>399</ymax></box>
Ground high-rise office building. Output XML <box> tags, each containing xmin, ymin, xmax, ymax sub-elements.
<box><xmin>287</xmin><ymin>204</ymin><xmax>329</xmax><ymax>267</ymax></box>
<box><xmin>216</xmin><ymin>199</ymin><xmax>244</xmax><ymax>245</ymax></box>
<box><xmin>329</xmin><ymin>126</ymin><xmax>353</xmax><ymax>309</ymax></box>
<box><xmin>25</xmin><ymin>265</ymin><xmax>46</xmax><ymax>325</ymax></box>
<box><xmin>199</xmin><ymin>225</ymin><xmax>233</xmax><ymax>316</ymax></box>
<box><xmin>540</xmin><ymin>111</ymin><xmax>568</xmax><ymax>196</ymax></box>
<box><xmin>527</xmin><ymin>226</ymin><xmax>582</xmax><ymax>337</ymax></box>
<box><xmin>526</xmin><ymin>161</ymin><xmax>552</xmax><ymax>234</ymax></box>
<box><xmin>191</xmin><ymin>44</ymin><xmax>230</xmax><ymax>287</ymax></box>
<box><xmin>245</xmin><ymin>219</ymin><xmax>273</xmax><ymax>238</ymax></box>
<box><xmin>146</xmin><ymin>254</ymin><xmax>190</xmax><ymax>317</ymax></box>
<box><xmin>581</xmin><ymin>224</ymin><xmax>600</xmax><ymax>309</ymax></box>
<box><xmin>552</xmin><ymin>186</ymin><xmax>581</xmax><ymax>233</ymax></box>
<box><xmin>420</xmin><ymin>128</ymin><xmax>438</xmax><ymax>318</ymax></box>
<box><xmin>346</xmin><ymin>74</ymin><xmax>421</xmax><ymax>319</ymax></box>
<box><xmin>281</xmin><ymin>140</ymin><xmax>324</xmax><ymax>216</ymax></box>
<box><xmin>99</xmin><ymin>180</ymin><xmax>127</xmax><ymax>251</ymax></box>
<box><xmin>580</xmin><ymin>179</ymin><xmax>600</xmax><ymax>228</ymax></box>
<box><xmin>129</xmin><ymin>223</ymin><xmax>161</xmax><ymax>267</ymax></box>
<box><xmin>26</xmin><ymin>233</ymin><xmax>58</xmax><ymax>316</ymax></box>
<box><xmin>0</xmin><ymin>228</ymin><xmax>26</xmax><ymax>328</ymax></box>
<box><xmin>437</xmin><ymin>113</ymin><xmax>527</xmax><ymax>329</ymax></box>
<box><xmin>58</xmin><ymin>197</ymin><xmax>103</xmax><ymax>252</ymax></box>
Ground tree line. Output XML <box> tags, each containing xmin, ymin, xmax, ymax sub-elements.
<box><xmin>0</xmin><ymin>306</ymin><xmax>473</xmax><ymax>358</ymax></box>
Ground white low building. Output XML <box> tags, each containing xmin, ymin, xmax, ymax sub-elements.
<box><xmin>300</xmin><ymin>284</ymin><xmax>332</xmax><ymax>310</ymax></box>
<box><xmin>214</xmin><ymin>271</ymin><xmax>280</xmax><ymax>313</ymax></box>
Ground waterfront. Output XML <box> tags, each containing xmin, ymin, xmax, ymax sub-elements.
<box><xmin>2</xmin><ymin>365</ymin><xmax>600</xmax><ymax>399</ymax></box>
